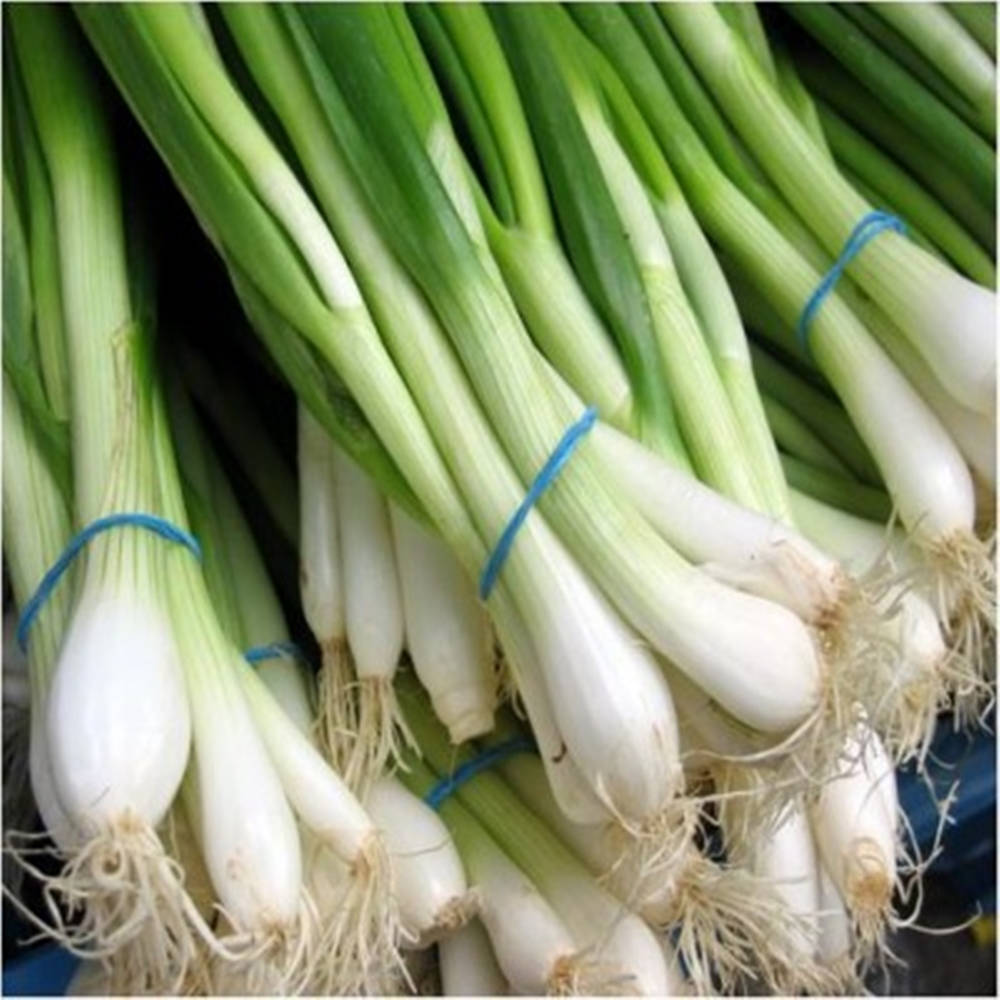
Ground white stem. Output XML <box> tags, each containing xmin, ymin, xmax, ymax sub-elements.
<box><xmin>297</xmin><ymin>404</ymin><xmax>344</xmax><ymax>646</ymax></box>
<box><xmin>591</xmin><ymin>420</ymin><xmax>843</xmax><ymax>623</ymax></box>
<box><xmin>367</xmin><ymin>777</ymin><xmax>471</xmax><ymax>947</ymax></box>
<box><xmin>239</xmin><ymin>664</ymin><xmax>372</xmax><ymax>864</ymax></box>
<box><xmin>817</xmin><ymin>862</ymin><xmax>852</xmax><ymax>966</ymax></box>
<box><xmin>47</xmin><ymin>586</ymin><xmax>189</xmax><ymax>830</ymax></box>
<box><xmin>439</xmin><ymin>918</ymin><xmax>509</xmax><ymax>996</ymax></box>
<box><xmin>809</xmin><ymin>721</ymin><xmax>897</xmax><ymax>920</ymax></box>
<box><xmin>469</xmin><ymin>839</ymin><xmax>579</xmax><ymax>996</ymax></box>
<box><xmin>331</xmin><ymin>447</ymin><xmax>404</xmax><ymax>682</ymax></box>
<box><xmin>495</xmin><ymin>615</ymin><xmax>611</xmax><ymax>825</ymax></box>
<box><xmin>390</xmin><ymin>504</ymin><xmax>495</xmax><ymax>743</ymax></box>
<box><xmin>188</xmin><ymin>653</ymin><xmax>301</xmax><ymax>932</ymax></box>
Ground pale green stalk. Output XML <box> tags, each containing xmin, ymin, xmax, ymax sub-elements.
<box><xmin>837</xmin><ymin>164</ymin><xmax>943</xmax><ymax>261</ymax></box>
<box><xmin>2</xmin><ymin>379</ymin><xmax>73</xmax><ymax>701</ymax></box>
<box><xmin>576</xmin><ymin>25</ymin><xmax>790</xmax><ymax>519</ymax></box>
<box><xmin>168</xmin><ymin>378</ymin><xmax>315</xmax><ymax>732</ymax></box>
<box><xmin>13</xmin><ymin>6</ymin><xmax>130</xmax><ymax>523</ymax></box>
<box><xmin>771</xmin><ymin>40</ymin><xmax>833</xmax><ymax>160</ymax></box>
<box><xmin>796</xmin><ymin>53</ymin><xmax>995</xmax><ymax>253</ymax></box>
<box><xmin>718</xmin><ymin>2</ymin><xmax>777</xmax><ymax>83</ymax></box>
<box><xmin>840</xmin><ymin>3</ymin><xmax>991</xmax><ymax>139</ymax></box>
<box><xmin>500</xmin><ymin>5</ymin><xmax>766</xmax><ymax>510</ymax></box>
<box><xmin>9</xmin><ymin>69</ymin><xmax>71</xmax><ymax>423</ymax></box>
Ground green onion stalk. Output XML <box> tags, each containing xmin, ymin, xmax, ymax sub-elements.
<box><xmin>816</xmin><ymin>102</ymin><xmax>995</xmax><ymax>286</ymax></box>
<box><xmin>179</xmin><ymin>349</ymin><xmax>299</xmax><ymax>548</ymax></box>
<box><xmin>573</xmin><ymin>3</ymin><xmax>994</xmax><ymax>754</ymax></box>
<box><xmin>795</xmin><ymin>51</ymin><xmax>995</xmax><ymax>254</ymax></box>
<box><xmin>289</xmin><ymin>2</ymin><xmax>830</xmax><ymax>744</ymax></box>
<box><xmin>663</xmin><ymin>3</ymin><xmax>996</xmax><ymax>418</ymax></box>
<box><xmin>781</xmin><ymin>2</ymin><xmax>996</xmax><ymax>203</ymax></box>
<box><xmin>725</xmin><ymin>228</ymin><xmax>996</xmax><ymax>502</ymax></box>
<box><xmin>168</xmin><ymin>382</ymin><xmax>403</xmax><ymax>995</ymax></box>
<box><xmin>870</xmin><ymin>2</ymin><xmax>996</xmax><ymax>141</ymax></box>
<box><xmin>748</xmin><ymin>343</ymin><xmax>883</xmax><ymax>487</ymax></box>
<box><xmin>79</xmin><ymin>3</ymin><xmax>687</xmax><ymax>832</ymax></box>
<box><xmin>6</xmin><ymin>10</ymin><xmax>217</xmax><ymax>990</ymax></box>
<box><xmin>950</xmin><ymin>2</ymin><xmax>997</xmax><ymax>59</ymax></box>
<box><xmin>838</xmin><ymin>3</ymin><xmax>992</xmax><ymax>141</ymax></box>
<box><xmin>761</xmin><ymin>394</ymin><xmax>855</xmax><ymax>479</ymax></box>
<box><xmin>399</xmin><ymin>755</ymin><xmax>613</xmax><ymax>995</ymax></box>
<box><xmin>572</xmin><ymin>16</ymin><xmax>792</xmax><ymax>520</ymax></box>
<box><xmin>225</xmin><ymin>0</ymin><xmax>689</xmax><ymax>824</ymax></box>
<box><xmin>2</xmin><ymin>379</ymin><xmax>79</xmax><ymax>885</ymax></box>
<box><xmin>167</xmin><ymin>380</ymin><xmax>314</xmax><ymax>734</ymax></box>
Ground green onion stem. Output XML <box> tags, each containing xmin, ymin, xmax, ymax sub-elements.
<box><xmin>577</xmin><ymin>24</ymin><xmax>790</xmax><ymax>519</ymax></box>
<box><xmin>748</xmin><ymin>343</ymin><xmax>883</xmax><ymax>487</ymax></box>
<box><xmin>780</xmin><ymin>454</ymin><xmax>893</xmax><ymax>524</ymax></box>
<box><xmin>796</xmin><ymin>52</ymin><xmax>995</xmax><ymax>253</ymax></box>
<box><xmin>13</xmin><ymin>4</ymin><xmax>132</xmax><ymax>524</ymax></box>
<box><xmin>762</xmin><ymin>394</ymin><xmax>853</xmax><ymax>479</ymax></box>
<box><xmin>781</xmin><ymin>2</ymin><xmax>995</xmax><ymax>203</ymax></box>
<box><xmin>839</xmin><ymin>3</ymin><xmax>990</xmax><ymax>140</ymax></box>
<box><xmin>949</xmin><ymin>2</ymin><xmax>997</xmax><ymax>59</ymax></box>
<box><xmin>870</xmin><ymin>2</ymin><xmax>996</xmax><ymax>139</ymax></box>
<box><xmin>410</xmin><ymin>3</ymin><xmax>635</xmax><ymax>431</ymax></box>
<box><xmin>837</xmin><ymin>164</ymin><xmax>942</xmax><ymax>261</ymax></box>
<box><xmin>818</xmin><ymin>101</ymin><xmax>994</xmax><ymax>285</ymax></box>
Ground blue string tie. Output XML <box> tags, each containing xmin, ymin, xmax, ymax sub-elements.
<box><xmin>424</xmin><ymin>735</ymin><xmax>536</xmax><ymax>810</ymax></box>
<box><xmin>244</xmin><ymin>640</ymin><xmax>304</xmax><ymax>666</ymax></box>
<box><xmin>479</xmin><ymin>406</ymin><xmax>598</xmax><ymax>600</ymax></box>
<box><xmin>16</xmin><ymin>512</ymin><xmax>202</xmax><ymax>652</ymax></box>
<box><xmin>796</xmin><ymin>210</ymin><xmax>905</xmax><ymax>355</ymax></box>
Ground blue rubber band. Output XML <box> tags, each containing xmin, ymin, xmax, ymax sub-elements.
<box><xmin>796</xmin><ymin>210</ymin><xmax>906</xmax><ymax>355</ymax></box>
<box><xmin>479</xmin><ymin>406</ymin><xmax>598</xmax><ymax>600</ymax></box>
<box><xmin>424</xmin><ymin>736</ymin><xmax>536</xmax><ymax>810</ymax></box>
<box><xmin>244</xmin><ymin>640</ymin><xmax>304</xmax><ymax>666</ymax></box>
<box><xmin>16</xmin><ymin>513</ymin><xmax>201</xmax><ymax>652</ymax></box>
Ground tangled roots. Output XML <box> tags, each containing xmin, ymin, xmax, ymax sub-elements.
<box><xmin>650</xmin><ymin>847</ymin><xmax>829</xmax><ymax>995</ymax></box>
<box><xmin>920</xmin><ymin>530</ymin><xmax>996</xmax><ymax>725</ymax></box>
<box><xmin>343</xmin><ymin>676</ymin><xmax>416</xmax><ymax>799</ymax></box>
<box><xmin>547</xmin><ymin>949</ymin><xmax>635</xmax><ymax>996</ymax></box>
<box><xmin>315</xmin><ymin>639</ymin><xmax>357</xmax><ymax>774</ymax></box>
<box><xmin>309</xmin><ymin>832</ymin><xmax>405</xmax><ymax>995</ymax></box>
<box><xmin>4</xmin><ymin>817</ymin><xmax>222</xmax><ymax>994</ymax></box>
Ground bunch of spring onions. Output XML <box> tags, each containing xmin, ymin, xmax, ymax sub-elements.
<box><xmin>2</xmin><ymin>2</ymin><xmax>995</xmax><ymax>995</ymax></box>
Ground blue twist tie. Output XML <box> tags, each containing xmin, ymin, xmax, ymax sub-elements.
<box><xmin>424</xmin><ymin>736</ymin><xmax>536</xmax><ymax>810</ymax></box>
<box><xmin>796</xmin><ymin>210</ymin><xmax>906</xmax><ymax>354</ymax></box>
<box><xmin>16</xmin><ymin>513</ymin><xmax>202</xmax><ymax>651</ymax></box>
<box><xmin>244</xmin><ymin>640</ymin><xmax>304</xmax><ymax>666</ymax></box>
<box><xmin>479</xmin><ymin>406</ymin><xmax>598</xmax><ymax>600</ymax></box>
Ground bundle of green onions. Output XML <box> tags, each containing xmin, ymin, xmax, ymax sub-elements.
<box><xmin>2</xmin><ymin>2</ymin><xmax>995</xmax><ymax>995</ymax></box>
